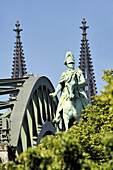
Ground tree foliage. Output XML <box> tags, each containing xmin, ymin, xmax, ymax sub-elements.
<box><xmin>1</xmin><ymin>69</ymin><xmax>113</xmax><ymax>169</ymax></box>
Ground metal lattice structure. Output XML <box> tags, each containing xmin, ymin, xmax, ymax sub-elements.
<box><xmin>12</xmin><ymin>21</ymin><xmax>27</xmax><ymax>78</ymax></box>
<box><xmin>0</xmin><ymin>76</ymin><xmax>58</xmax><ymax>156</ymax></box>
<box><xmin>79</xmin><ymin>18</ymin><xmax>97</xmax><ymax>104</ymax></box>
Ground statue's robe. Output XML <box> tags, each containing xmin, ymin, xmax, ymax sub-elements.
<box><xmin>56</xmin><ymin>69</ymin><xmax>88</xmax><ymax>122</ymax></box>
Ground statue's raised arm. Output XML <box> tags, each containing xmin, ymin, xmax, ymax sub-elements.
<box><xmin>49</xmin><ymin>51</ymin><xmax>88</xmax><ymax>131</ymax></box>
<box><xmin>49</xmin><ymin>84</ymin><xmax>62</xmax><ymax>98</ymax></box>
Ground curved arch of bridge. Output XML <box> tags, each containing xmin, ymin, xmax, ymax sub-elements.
<box><xmin>0</xmin><ymin>76</ymin><xmax>58</xmax><ymax>156</ymax></box>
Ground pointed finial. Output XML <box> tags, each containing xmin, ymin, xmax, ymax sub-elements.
<box><xmin>13</xmin><ymin>20</ymin><xmax>23</xmax><ymax>36</ymax></box>
<box><xmin>80</xmin><ymin>18</ymin><xmax>89</xmax><ymax>31</ymax></box>
<box><xmin>82</xmin><ymin>18</ymin><xmax>86</xmax><ymax>27</ymax></box>
<box><xmin>15</xmin><ymin>20</ymin><xmax>20</xmax><ymax>29</ymax></box>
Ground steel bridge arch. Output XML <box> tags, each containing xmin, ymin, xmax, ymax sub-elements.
<box><xmin>0</xmin><ymin>76</ymin><xmax>58</xmax><ymax>156</ymax></box>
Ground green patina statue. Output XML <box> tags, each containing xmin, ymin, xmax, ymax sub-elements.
<box><xmin>50</xmin><ymin>51</ymin><xmax>88</xmax><ymax>131</ymax></box>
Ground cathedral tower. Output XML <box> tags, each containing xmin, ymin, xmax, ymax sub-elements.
<box><xmin>12</xmin><ymin>21</ymin><xmax>27</xmax><ymax>78</ymax></box>
<box><xmin>79</xmin><ymin>18</ymin><xmax>97</xmax><ymax>104</ymax></box>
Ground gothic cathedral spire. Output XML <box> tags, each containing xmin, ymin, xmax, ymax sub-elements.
<box><xmin>79</xmin><ymin>18</ymin><xmax>97</xmax><ymax>104</ymax></box>
<box><xmin>12</xmin><ymin>21</ymin><xmax>27</xmax><ymax>78</ymax></box>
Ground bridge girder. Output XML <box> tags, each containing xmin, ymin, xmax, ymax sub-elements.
<box><xmin>0</xmin><ymin>76</ymin><xmax>58</xmax><ymax>156</ymax></box>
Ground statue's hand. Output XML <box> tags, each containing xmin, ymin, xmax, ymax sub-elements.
<box><xmin>52</xmin><ymin>118</ymin><xmax>59</xmax><ymax>124</ymax></box>
<box><xmin>69</xmin><ymin>93</ymin><xmax>74</xmax><ymax>99</ymax></box>
<box><xmin>49</xmin><ymin>92</ymin><xmax>56</xmax><ymax>98</ymax></box>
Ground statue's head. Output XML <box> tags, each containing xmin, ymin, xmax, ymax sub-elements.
<box><xmin>64</xmin><ymin>51</ymin><xmax>75</xmax><ymax>66</ymax></box>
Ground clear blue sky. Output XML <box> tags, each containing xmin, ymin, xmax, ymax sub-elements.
<box><xmin>0</xmin><ymin>0</ymin><xmax>113</xmax><ymax>95</ymax></box>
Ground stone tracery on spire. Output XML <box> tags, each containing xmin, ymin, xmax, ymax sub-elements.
<box><xmin>12</xmin><ymin>21</ymin><xmax>27</xmax><ymax>78</ymax></box>
<box><xmin>79</xmin><ymin>18</ymin><xmax>97</xmax><ymax>104</ymax></box>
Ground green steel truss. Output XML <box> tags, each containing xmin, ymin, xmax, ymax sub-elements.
<box><xmin>0</xmin><ymin>76</ymin><xmax>58</xmax><ymax>156</ymax></box>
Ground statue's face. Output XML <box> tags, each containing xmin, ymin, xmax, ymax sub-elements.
<box><xmin>66</xmin><ymin>56</ymin><xmax>75</xmax><ymax>69</ymax></box>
